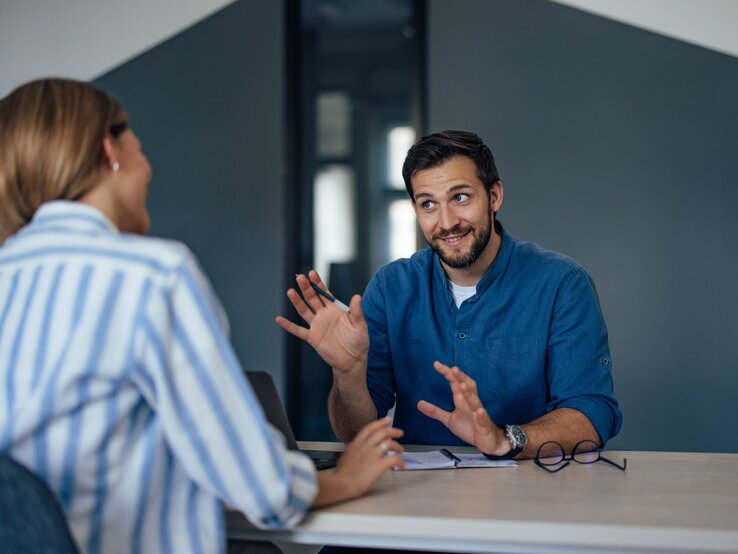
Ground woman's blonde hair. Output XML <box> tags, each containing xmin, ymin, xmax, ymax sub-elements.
<box><xmin>0</xmin><ymin>78</ymin><xmax>128</xmax><ymax>243</ymax></box>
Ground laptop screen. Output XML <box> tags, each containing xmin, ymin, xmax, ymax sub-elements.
<box><xmin>245</xmin><ymin>371</ymin><xmax>340</xmax><ymax>470</ymax></box>
<box><xmin>245</xmin><ymin>371</ymin><xmax>300</xmax><ymax>450</ymax></box>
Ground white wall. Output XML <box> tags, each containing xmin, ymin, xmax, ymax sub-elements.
<box><xmin>3</xmin><ymin>0</ymin><xmax>736</xmax><ymax>100</ymax></box>
<box><xmin>0</xmin><ymin>0</ymin><xmax>235</xmax><ymax>97</ymax></box>
<box><xmin>549</xmin><ymin>0</ymin><xmax>738</xmax><ymax>59</ymax></box>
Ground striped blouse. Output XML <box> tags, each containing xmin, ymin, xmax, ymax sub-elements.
<box><xmin>0</xmin><ymin>201</ymin><xmax>317</xmax><ymax>554</ymax></box>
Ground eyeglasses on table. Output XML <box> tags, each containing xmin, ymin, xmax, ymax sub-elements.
<box><xmin>535</xmin><ymin>440</ymin><xmax>627</xmax><ymax>473</ymax></box>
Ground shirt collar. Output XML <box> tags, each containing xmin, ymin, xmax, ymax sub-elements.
<box><xmin>474</xmin><ymin>219</ymin><xmax>513</xmax><ymax>297</ymax></box>
<box><xmin>27</xmin><ymin>200</ymin><xmax>118</xmax><ymax>236</ymax></box>
<box><xmin>432</xmin><ymin>219</ymin><xmax>514</xmax><ymax>304</ymax></box>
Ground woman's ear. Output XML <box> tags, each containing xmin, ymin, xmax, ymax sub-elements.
<box><xmin>101</xmin><ymin>135</ymin><xmax>118</xmax><ymax>172</ymax></box>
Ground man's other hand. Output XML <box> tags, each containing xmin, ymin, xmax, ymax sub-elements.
<box><xmin>417</xmin><ymin>361</ymin><xmax>511</xmax><ymax>457</ymax></box>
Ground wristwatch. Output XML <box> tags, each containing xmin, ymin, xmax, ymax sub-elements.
<box><xmin>482</xmin><ymin>424</ymin><xmax>527</xmax><ymax>460</ymax></box>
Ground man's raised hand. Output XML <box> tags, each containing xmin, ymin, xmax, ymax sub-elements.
<box><xmin>275</xmin><ymin>270</ymin><xmax>369</xmax><ymax>374</ymax></box>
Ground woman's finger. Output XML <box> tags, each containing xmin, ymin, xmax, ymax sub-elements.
<box><xmin>365</xmin><ymin>426</ymin><xmax>404</xmax><ymax>451</ymax></box>
<box><xmin>355</xmin><ymin>416</ymin><xmax>396</xmax><ymax>440</ymax></box>
<box><xmin>381</xmin><ymin>453</ymin><xmax>405</xmax><ymax>471</ymax></box>
<box><xmin>383</xmin><ymin>439</ymin><xmax>404</xmax><ymax>454</ymax></box>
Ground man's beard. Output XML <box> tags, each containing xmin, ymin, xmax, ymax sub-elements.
<box><xmin>429</xmin><ymin>210</ymin><xmax>493</xmax><ymax>269</ymax></box>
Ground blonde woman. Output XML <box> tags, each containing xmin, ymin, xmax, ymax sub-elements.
<box><xmin>0</xmin><ymin>79</ymin><xmax>404</xmax><ymax>554</ymax></box>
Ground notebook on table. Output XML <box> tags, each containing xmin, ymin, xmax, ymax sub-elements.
<box><xmin>246</xmin><ymin>371</ymin><xmax>341</xmax><ymax>470</ymax></box>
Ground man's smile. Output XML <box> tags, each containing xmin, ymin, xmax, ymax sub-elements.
<box><xmin>436</xmin><ymin>229</ymin><xmax>472</xmax><ymax>247</ymax></box>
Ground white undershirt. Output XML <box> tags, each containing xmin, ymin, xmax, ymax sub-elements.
<box><xmin>449</xmin><ymin>280</ymin><xmax>477</xmax><ymax>308</ymax></box>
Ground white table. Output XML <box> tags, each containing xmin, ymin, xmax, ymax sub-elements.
<box><xmin>227</xmin><ymin>444</ymin><xmax>738</xmax><ymax>553</ymax></box>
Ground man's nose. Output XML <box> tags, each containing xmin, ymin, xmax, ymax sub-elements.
<box><xmin>438</xmin><ymin>205</ymin><xmax>460</xmax><ymax>230</ymax></box>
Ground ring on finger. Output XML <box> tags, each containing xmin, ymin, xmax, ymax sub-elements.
<box><xmin>380</xmin><ymin>441</ymin><xmax>389</xmax><ymax>452</ymax></box>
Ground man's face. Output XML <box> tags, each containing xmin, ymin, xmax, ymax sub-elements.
<box><xmin>411</xmin><ymin>156</ymin><xmax>502</xmax><ymax>272</ymax></box>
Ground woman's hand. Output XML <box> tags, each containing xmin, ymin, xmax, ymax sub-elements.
<box><xmin>312</xmin><ymin>417</ymin><xmax>404</xmax><ymax>507</ymax></box>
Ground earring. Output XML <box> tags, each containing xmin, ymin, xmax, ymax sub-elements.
<box><xmin>111</xmin><ymin>162</ymin><xmax>120</xmax><ymax>172</ymax></box>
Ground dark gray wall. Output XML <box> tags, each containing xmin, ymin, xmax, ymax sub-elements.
<box><xmin>95</xmin><ymin>0</ymin><xmax>288</xmax><ymax>387</ymax></box>
<box><xmin>428</xmin><ymin>0</ymin><xmax>738</xmax><ymax>452</ymax></box>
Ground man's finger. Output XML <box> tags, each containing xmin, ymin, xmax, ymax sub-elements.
<box><xmin>348</xmin><ymin>294</ymin><xmax>367</xmax><ymax>329</ymax></box>
<box><xmin>308</xmin><ymin>270</ymin><xmax>331</xmax><ymax>293</ymax></box>
<box><xmin>456</xmin><ymin>370</ymin><xmax>478</xmax><ymax>394</ymax></box>
<box><xmin>456</xmin><ymin>381</ymin><xmax>483</xmax><ymax>411</ymax></box>
<box><xmin>296</xmin><ymin>273</ymin><xmax>327</xmax><ymax>311</ymax></box>
<box><xmin>274</xmin><ymin>316</ymin><xmax>310</xmax><ymax>342</ymax></box>
<box><xmin>452</xmin><ymin>390</ymin><xmax>476</xmax><ymax>417</ymax></box>
<box><xmin>286</xmin><ymin>288</ymin><xmax>315</xmax><ymax>324</ymax></box>
<box><xmin>474</xmin><ymin>408</ymin><xmax>498</xmax><ymax>438</ymax></box>
<box><xmin>417</xmin><ymin>400</ymin><xmax>451</xmax><ymax>426</ymax></box>
<box><xmin>432</xmin><ymin>361</ymin><xmax>458</xmax><ymax>382</ymax></box>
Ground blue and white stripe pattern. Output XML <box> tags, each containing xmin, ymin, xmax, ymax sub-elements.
<box><xmin>0</xmin><ymin>201</ymin><xmax>317</xmax><ymax>554</ymax></box>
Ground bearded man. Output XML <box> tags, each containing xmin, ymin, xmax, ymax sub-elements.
<box><xmin>278</xmin><ymin>130</ymin><xmax>622</xmax><ymax>460</ymax></box>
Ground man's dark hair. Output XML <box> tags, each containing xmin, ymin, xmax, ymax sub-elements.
<box><xmin>401</xmin><ymin>130</ymin><xmax>500</xmax><ymax>199</ymax></box>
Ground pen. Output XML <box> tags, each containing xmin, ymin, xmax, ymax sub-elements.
<box><xmin>440</xmin><ymin>448</ymin><xmax>461</xmax><ymax>465</ymax></box>
<box><xmin>309</xmin><ymin>281</ymin><xmax>350</xmax><ymax>313</ymax></box>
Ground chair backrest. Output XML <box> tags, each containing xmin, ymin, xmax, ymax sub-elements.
<box><xmin>0</xmin><ymin>455</ymin><xmax>79</xmax><ymax>554</ymax></box>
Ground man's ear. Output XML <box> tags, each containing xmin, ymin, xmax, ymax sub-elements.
<box><xmin>490</xmin><ymin>180</ymin><xmax>504</xmax><ymax>213</ymax></box>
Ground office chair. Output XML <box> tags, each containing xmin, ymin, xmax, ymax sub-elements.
<box><xmin>0</xmin><ymin>455</ymin><xmax>79</xmax><ymax>554</ymax></box>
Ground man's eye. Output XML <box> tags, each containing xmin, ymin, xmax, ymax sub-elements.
<box><xmin>454</xmin><ymin>193</ymin><xmax>470</xmax><ymax>202</ymax></box>
<box><xmin>421</xmin><ymin>200</ymin><xmax>434</xmax><ymax>210</ymax></box>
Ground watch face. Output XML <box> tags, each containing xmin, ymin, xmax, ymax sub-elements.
<box><xmin>508</xmin><ymin>425</ymin><xmax>527</xmax><ymax>448</ymax></box>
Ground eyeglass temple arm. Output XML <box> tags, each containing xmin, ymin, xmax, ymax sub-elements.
<box><xmin>599</xmin><ymin>455</ymin><xmax>627</xmax><ymax>471</ymax></box>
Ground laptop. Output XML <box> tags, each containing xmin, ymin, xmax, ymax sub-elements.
<box><xmin>246</xmin><ymin>371</ymin><xmax>341</xmax><ymax>470</ymax></box>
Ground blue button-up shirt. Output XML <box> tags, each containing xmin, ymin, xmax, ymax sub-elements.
<box><xmin>362</xmin><ymin>222</ymin><xmax>622</xmax><ymax>446</ymax></box>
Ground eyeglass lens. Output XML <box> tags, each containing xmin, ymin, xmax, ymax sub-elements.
<box><xmin>536</xmin><ymin>441</ymin><xmax>566</xmax><ymax>466</ymax></box>
<box><xmin>536</xmin><ymin>440</ymin><xmax>601</xmax><ymax>466</ymax></box>
<box><xmin>572</xmin><ymin>440</ymin><xmax>600</xmax><ymax>463</ymax></box>
<box><xmin>536</xmin><ymin>440</ymin><xmax>626</xmax><ymax>471</ymax></box>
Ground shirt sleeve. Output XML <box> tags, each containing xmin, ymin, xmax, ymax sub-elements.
<box><xmin>362</xmin><ymin>271</ymin><xmax>397</xmax><ymax>418</ymax></box>
<box><xmin>546</xmin><ymin>267</ymin><xmax>623</xmax><ymax>444</ymax></box>
<box><xmin>133</xmin><ymin>248</ymin><xmax>317</xmax><ymax>529</ymax></box>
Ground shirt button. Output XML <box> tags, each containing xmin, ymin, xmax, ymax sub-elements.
<box><xmin>458</xmin><ymin>332</ymin><xmax>466</xmax><ymax>339</ymax></box>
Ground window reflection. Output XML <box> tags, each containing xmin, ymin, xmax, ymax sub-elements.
<box><xmin>387</xmin><ymin>126</ymin><xmax>415</xmax><ymax>190</ymax></box>
<box><xmin>290</xmin><ymin>0</ymin><xmax>423</xmax><ymax>440</ymax></box>
<box><xmin>314</xmin><ymin>165</ymin><xmax>355</xmax><ymax>285</ymax></box>
<box><xmin>317</xmin><ymin>91</ymin><xmax>351</xmax><ymax>159</ymax></box>
<box><xmin>389</xmin><ymin>198</ymin><xmax>416</xmax><ymax>260</ymax></box>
